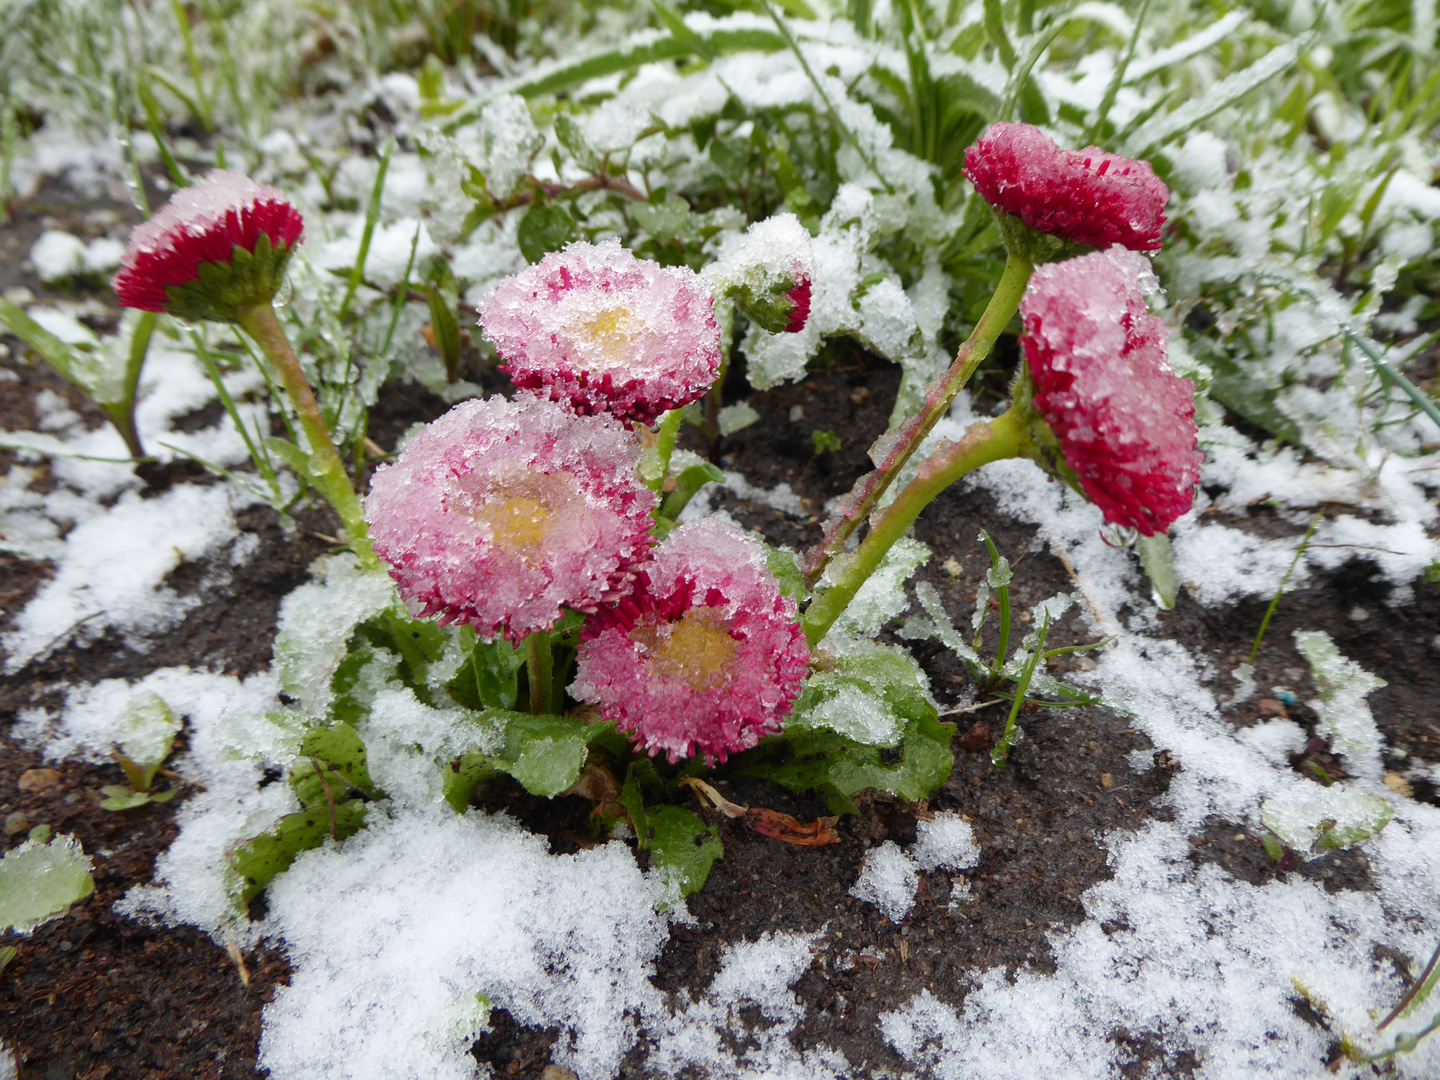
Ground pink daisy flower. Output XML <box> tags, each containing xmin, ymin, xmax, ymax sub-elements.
<box><xmin>477</xmin><ymin>240</ymin><xmax>721</xmax><ymax>425</ymax></box>
<box><xmin>570</xmin><ymin>519</ymin><xmax>810</xmax><ymax>765</ymax></box>
<box><xmin>1021</xmin><ymin>248</ymin><xmax>1203</xmax><ymax>536</ymax></box>
<box><xmin>963</xmin><ymin>123</ymin><xmax>1169</xmax><ymax>252</ymax></box>
<box><xmin>112</xmin><ymin>170</ymin><xmax>305</xmax><ymax>321</ymax></box>
<box><xmin>364</xmin><ymin>394</ymin><xmax>656</xmax><ymax>641</ymax></box>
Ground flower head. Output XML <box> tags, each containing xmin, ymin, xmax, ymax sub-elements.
<box><xmin>963</xmin><ymin>123</ymin><xmax>1169</xmax><ymax>253</ymax></box>
<box><xmin>478</xmin><ymin>240</ymin><xmax>720</xmax><ymax>425</ymax></box>
<box><xmin>1020</xmin><ymin>248</ymin><xmax>1202</xmax><ymax>536</ymax></box>
<box><xmin>112</xmin><ymin>170</ymin><xmax>304</xmax><ymax>321</ymax></box>
<box><xmin>571</xmin><ymin>519</ymin><xmax>809</xmax><ymax>764</ymax></box>
<box><xmin>703</xmin><ymin>212</ymin><xmax>815</xmax><ymax>334</ymax></box>
<box><xmin>364</xmin><ymin>394</ymin><xmax>656</xmax><ymax>640</ymax></box>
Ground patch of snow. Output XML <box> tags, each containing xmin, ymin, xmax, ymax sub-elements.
<box><xmin>851</xmin><ymin>841</ymin><xmax>919</xmax><ymax>923</ymax></box>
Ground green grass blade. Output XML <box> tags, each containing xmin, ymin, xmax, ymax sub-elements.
<box><xmin>339</xmin><ymin>139</ymin><xmax>394</xmax><ymax>320</ymax></box>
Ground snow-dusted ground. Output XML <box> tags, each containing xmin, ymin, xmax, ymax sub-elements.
<box><xmin>5</xmin><ymin>344</ymin><xmax>1439</xmax><ymax>1077</ymax></box>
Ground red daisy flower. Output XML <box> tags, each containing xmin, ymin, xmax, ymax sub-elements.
<box><xmin>1021</xmin><ymin>248</ymin><xmax>1203</xmax><ymax>536</ymax></box>
<box><xmin>570</xmin><ymin>519</ymin><xmax>810</xmax><ymax>765</ymax></box>
<box><xmin>963</xmin><ymin>123</ymin><xmax>1169</xmax><ymax>253</ymax></box>
<box><xmin>112</xmin><ymin>171</ymin><xmax>304</xmax><ymax>321</ymax></box>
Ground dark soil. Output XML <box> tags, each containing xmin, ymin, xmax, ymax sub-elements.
<box><xmin>3</xmin><ymin>187</ymin><xmax>1436</xmax><ymax>1080</ymax></box>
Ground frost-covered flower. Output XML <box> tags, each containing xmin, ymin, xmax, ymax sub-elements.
<box><xmin>1020</xmin><ymin>248</ymin><xmax>1203</xmax><ymax>536</ymax></box>
<box><xmin>364</xmin><ymin>394</ymin><xmax>656</xmax><ymax>640</ymax></box>
<box><xmin>478</xmin><ymin>240</ymin><xmax>720</xmax><ymax>425</ymax></box>
<box><xmin>703</xmin><ymin>212</ymin><xmax>815</xmax><ymax>334</ymax></box>
<box><xmin>963</xmin><ymin>123</ymin><xmax>1169</xmax><ymax>252</ymax></box>
<box><xmin>571</xmin><ymin>519</ymin><xmax>809</xmax><ymax>765</ymax></box>
<box><xmin>112</xmin><ymin>170</ymin><xmax>304</xmax><ymax>321</ymax></box>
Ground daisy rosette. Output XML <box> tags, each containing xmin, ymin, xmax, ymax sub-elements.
<box><xmin>363</xmin><ymin>394</ymin><xmax>656</xmax><ymax>641</ymax></box>
<box><xmin>702</xmin><ymin>212</ymin><xmax>816</xmax><ymax>334</ymax></box>
<box><xmin>571</xmin><ymin>519</ymin><xmax>810</xmax><ymax>765</ymax></box>
<box><xmin>477</xmin><ymin>239</ymin><xmax>721</xmax><ymax>425</ymax></box>
<box><xmin>1019</xmin><ymin>247</ymin><xmax>1203</xmax><ymax>536</ymax></box>
<box><xmin>963</xmin><ymin>122</ymin><xmax>1169</xmax><ymax>254</ymax></box>
<box><xmin>112</xmin><ymin>170</ymin><xmax>304</xmax><ymax>322</ymax></box>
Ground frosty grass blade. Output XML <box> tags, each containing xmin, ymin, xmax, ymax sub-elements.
<box><xmin>363</xmin><ymin>394</ymin><xmax>656</xmax><ymax>641</ymax></box>
<box><xmin>478</xmin><ymin>239</ymin><xmax>721</xmax><ymax>424</ymax></box>
<box><xmin>570</xmin><ymin>518</ymin><xmax>809</xmax><ymax>765</ymax></box>
<box><xmin>1020</xmin><ymin>247</ymin><xmax>1203</xmax><ymax>536</ymax></box>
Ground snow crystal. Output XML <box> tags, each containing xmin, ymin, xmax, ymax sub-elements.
<box><xmin>911</xmin><ymin>812</ymin><xmax>979</xmax><ymax>872</ymax></box>
<box><xmin>851</xmin><ymin>840</ymin><xmax>919</xmax><ymax>923</ymax></box>
<box><xmin>258</xmin><ymin>808</ymin><xmax>669</xmax><ymax>1080</ymax></box>
<box><xmin>30</xmin><ymin>231</ymin><xmax>87</xmax><ymax>281</ymax></box>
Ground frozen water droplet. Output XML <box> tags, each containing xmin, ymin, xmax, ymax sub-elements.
<box><xmin>1099</xmin><ymin>522</ymin><xmax>1139</xmax><ymax>549</ymax></box>
<box><xmin>272</xmin><ymin>274</ymin><xmax>294</xmax><ymax>309</ymax></box>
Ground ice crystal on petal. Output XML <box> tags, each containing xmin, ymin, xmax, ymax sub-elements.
<box><xmin>570</xmin><ymin>519</ymin><xmax>809</xmax><ymax>765</ymax></box>
<box><xmin>1021</xmin><ymin>248</ymin><xmax>1203</xmax><ymax>536</ymax></box>
<box><xmin>363</xmin><ymin>395</ymin><xmax>655</xmax><ymax>641</ymax></box>
<box><xmin>478</xmin><ymin>239</ymin><xmax>720</xmax><ymax>425</ymax></box>
<box><xmin>963</xmin><ymin>123</ymin><xmax>1169</xmax><ymax>252</ymax></box>
<box><xmin>112</xmin><ymin>170</ymin><xmax>304</xmax><ymax>317</ymax></box>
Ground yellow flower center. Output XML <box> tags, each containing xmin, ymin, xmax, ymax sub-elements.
<box><xmin>455</xmin><ymin>472</ymin><xmax>582</xmax><ymax>565</ymax></box>
<box><xmin>571</xmin><ymin>305</ymin><xmax>642</xmax><ymax>371</ymax></box>
<box><xmin>631</xmin><ymin>607</ymin><xmax>736</xmax><ymax>691</ymax></box>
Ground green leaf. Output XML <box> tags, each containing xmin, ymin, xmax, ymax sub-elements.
<box><xmin>632</xmin><ymin>195</ymin><xmax>693</xmax><ymax>240</ymax></box>
<box><xmin>788</xmin><ymin>642</ymin><xmax>937</xmax><ymax>746</ymax></box>
<box><xmin>518</xmin><ymin>201</ymin><xmax>579</xmax><ymax>264</ymax></box>
<box><xmin>765</xmin><ymin>545</ymin><xmax>807</xmax><ymax>605</ymax></box>
<box><xmin>443</xmin><ymin>751</ymin><xmax>498</xmax><ymax>812</ymax></box>
<box><xmin>424</xmin><ymin>283</ymin><xmax>462</xmax><ymax>383</ymax></box>
<box><xmin>482</xmin><ymin>711</ymin><xmax>616</xmax><ymax>796</ymax></box>
<box><xmin>646</xmin><ymin>806</ymin><xmax>723</xmax><ymax>897</ymax></box>
<box><xmin>231</xmin><ymin>799</ymin><xmax>369</xmax><ymax>906</ymax></box>
<box><xmin>744</xmin><ymin>645</ymin><xmax>953</xmax><ymax>806</ymax></box>
<box><xmin>447</xmin><ymin>634</ymin><xmax>525</xmax><ymax>712</ymax></box>
<box><xmin>290</xmin><ymin>720</ymin><xmax>381</xmax><ymax>807</ymax></box>
<box><xmin>658</xmin><ymin>461</ymin><xmax>726</xmax><ymax>521</ymax></box>
<box><xmin>1136</xmin><ymin>532</ymin><xmax>1179</xmax><ymax>610</ymax></box>
<box><xmin>100</xmin><ymin>790</ymin><xmax>154</xmax><ymax>811</ymax></box>
<box><xmin>261</xmin><ymin>436</ymin><xmax>312</xmax><ymax>476</ymax></box>
<box><xmin>114</xmin><ymin>691</ymin><xmax>181</xmax><ymax>789</ymax></box>
<box><xmin>0</xmin><ymin>834</ymin><xmax>95</xmax><ymax>934</ymax></box>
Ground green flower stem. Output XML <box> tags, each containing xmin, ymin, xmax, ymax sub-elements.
<box><xmin>525</xmin><ymin>632</ymin><xmax>554</xmax><ymax>715</ymax></box>
<box><xmin>236</xmin><ymin>302</ymin><xmax>377</xmax><ymax>569</ymax></box>
<box><xmin>801</xmin><ymin>250</ymin><xmax>1033</xmax><ymax>588</ymax></box>
<box><xmin>803</xmin><ymin>408</ymin><xmax>1030</xmax><ymax>647</ymax></box>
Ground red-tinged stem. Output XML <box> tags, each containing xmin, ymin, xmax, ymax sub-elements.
<box><xmin>802</xmin><ymin>408</ymin><xmax>1030</xmax><ymax>647</ymax></box>
<box><xmin>236</xmin><ymin>301</ymin><xmax>378</xmax><ymax>569</ymax></box>
<box><xmin>801</xmin><ymin>251</ymin><xmax>1034</xmax><ymax>588</ymax></box>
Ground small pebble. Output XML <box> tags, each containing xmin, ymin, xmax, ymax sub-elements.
<box><xmin>1348</xmin><ymin>606</ymin><xmax>1369</xmax><ymax>622</ymax></box>
<box><xmin>18</xmin><ymin>768</ymin><xmax>62</xmax><ymax>795</ymax></box>
<box><xmin>3</xmin><ymin>811</ymin><xmax>29</xmax><ymax>836</ymax></box>
<box><xmin>788</xmin><ymin>404</ymin><xmax>804</xmax><ymax>422</ymax></box>
<box><xmin>849</xmin><ymin>386</ymin><xmax>870</xmax><ymax>404</ymax></box>
<box><xmin>941</xmin><ymin>557</ymin><xmax>964</xmax><ymax>578</ymax></box>
<box><xmin>1100</xmin><ymin>773</ymin><xmax>1115</xmax><ymax>789</ymax></box>
<box><xmin>1383</xmin><ymin>772</ymin><xmax>1414</xmax><ymax>798</ymax></box>
<box><xmin>541</xmin><ymin>1066</ymin><xmax>579</xmax><ymax>1080</ymax></box>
